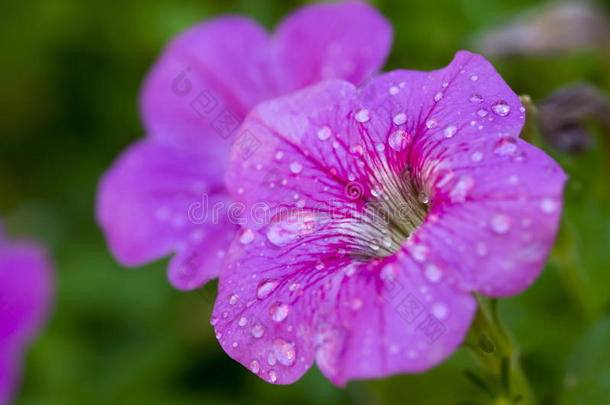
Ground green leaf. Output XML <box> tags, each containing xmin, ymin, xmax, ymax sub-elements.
<box><xmin>559</xmin><ymin>316</ymin><xmax>610</xmax><ymax>405</ymax></box>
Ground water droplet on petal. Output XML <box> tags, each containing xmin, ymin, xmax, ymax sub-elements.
<box><xmin>449</xmin><ymin>176</ymin><xmax>474</xmax><ymax>202</ymax></box>
<box><xmin>389</xmin><ymin>86</ymin><xmax>399</xmax><ymax>95</ymax></box>
<box><xmin>491</xmin><ymin>101</ymin><xmax>511</xmax><ymax>117</ymax></box>
<box><xmin>266</xmin><ymin>210</ymin><xmax>318</xmax><ymax>246</ymax></box>
<box><xmin>239</xmin><ymin>228</ymin><xmax>255</xmax><ymax>244</ymax></box>
<box><xmin>210</xmin><ymin>316</ymin><xmax>218</xmax><ymax>326</ymax></box>
<box><xmin>249</xmin><ymin>360</ymin><xmax>260</xmax><ymax>373</ymax></box>
<box><xmin>393</xmin><ymin>112</ymin><xmax>407</xmax><ymax>125</ymax></box>
<box><xmin>469</xmin><ymin>94</ymin><xmax>483</xmax><ymax>103</ymax></box>
<box><xmin>273</xmin><ymin>339</ymin><xmax>296</xmax><ymax>366</ymax></box>
<box><xmin>275</xmin><ymin>151</ymin><xmax>284</xmax><ymax>160</ymax></box>
<box><xmin>228</xmin><ymin>293</ymin><xmax>239</xmax><ymax>305</ymax></box>
<box><xmin>471</xmin><ymin>74</ymin><xmax>478</xmax><ymax>81</ymax></box>
<box><xmin>238</xmin><ymin>317</ymin><xmax>248</xmax><ymax>327</ymax></box>
<box><xmin>355</xmin><ymin>109</ymin><xmax>370</xmax><ymax>123</ymax></box>
<box><xmin>251</xmin><ymin>323</ymin><xmax>265</xmax><ymax>338</ymax></box>
<box><xmin>371</xmin><ymin>184</ymin><xmax>384</xmax><ymax>197</ymax></box>
<box><xmin>436</xmin><ymin>169</ymin><xmax>455</xmax><ymax>188</ymax></box>
<box><xmin>477</xmin><ymin>108</ymin><xmax>488</xmax><ymax>117</ymax></box>
<box><xmin>434</xmin><ymin>92</ymin><xmax>443</xmax><ymax>102</ymax></box>
<box><xmin>349</xmin><ymin>144</ymin><xmax>364</xmax><ymax>156</ymax></box>
<box><xmin>269</xmin><ymin>302</ymin><xmax>290</xmax><ymax>322</ymax></box>
<box><xmin>289</xmin><ymin>161</ymin><xmax>303</xmax><ymax>174</ymax></box>
<box><xmin>444</xmin><ymin>125</ymin><xmax>457</xmax><ymax>138</ymax></box>
<box><xmin>426</xmin><ymin>119</ymin><xmax>438</xmax><ymax>129</ymax></box>
<box><xmin>471</xmin><ymin>151</ymin><xmax>483</xmax><ymax>162</ymax></box>
<box><xmin>268</xmin><ymin>370</ymin><xmax>278</xmax><ymax>383</ymax></box>
<box><xmin>317</xmin><ymin>126</ymin><xmax>332</xmax><ymax>140</ymax></box>
<box><xmin>425</xmin><ymin>264</ymin><xmax>442</xmax><ymax>283</ymax></box>
<box><xmin>494</xmin><ymin>135</ymin><xmax>518</xmax><ymax>156</ymax></box>
<box><xmin>388</xmin><ymin>130</ymin><xmax>411</xmax><ymax>152</ymax></box>
<box><xmin>257</xmin><ymin>279</ymin><xmax>280</xmax><ymax>299</ymax></box>
<box><xmin>540</xmin><ymin>198</ymin><xmax>558</xmax><ymax>214</ymax></box>
<box><xmin>380</xmin><ymin>263</ymin><xmax>398</xmax><ymax>281</ymax></box>
<box><xmin>432</xmin><ymin>303</ymin><xmax>448</xmax><ymax>319</ymax></box>
<box><xmin>490</xmin><ymin>214</ymin><xmax>511</xmax><ymax>234</ymax></box>
<box><xmin>410</xmin><ymin>244</ymin><xmax>429</xmax><ymax>262</ymax></box>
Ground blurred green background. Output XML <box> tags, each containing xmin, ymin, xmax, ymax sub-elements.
<box><xmin>1</xmin><ymin>0</ymin><xmax>609</xmax><ymax>404</ymax></box>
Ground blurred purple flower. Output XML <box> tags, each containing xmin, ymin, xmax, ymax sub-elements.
<box><xmin>96</xmin><ymin>1</ymin><xmax>392</xmax><ymax>290</ymax></box>
<box><xmin>0</xmin><ymin>221</ymin><xmax>53</xmax><ymax>404</ymax></box>
<box><xmin>212</xmin><ymin>51</ymin><xmax>566</xmax><ymax>385</ymax></box>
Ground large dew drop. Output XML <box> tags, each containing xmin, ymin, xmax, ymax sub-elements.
<box><xmin>393</xmin><ymin>113</ymin><xmax>407</xmax><ymax>125</ymax></box>
<box><xmin>444</xmin><ymin>125</ymin><xmax>457</xmax><ymax>138</ymax></box>
<box><xmin>269</xmin><ymin>302</ymin><xmax>290</xmax><ymax>322</ymax></box>
<box><xmin>266</xmin><ymin>209</ymin><xmax>318</xmax><ymax>246</ymax></box>
<box><xmin>388</xmin><ymin>130</ymin><xmax>411</xmax><ymax>152</ymax></box>
<box><xmin>491</xmin><ymin>101</ymin><xmax>511</xmax><ymax>117</ymax></box>
<box><xmin>257</xmin><ymin>279</ymin><xmax>280</xmax><ymax>299</ymax></box>
<box><xmin>355</xmin><ymin>109</ymin><xmax>371</xmax><ymax>123</ymax></box>
<box><xmin>251</xmin><ymin>323</ymin><xmax>265</xmax><ymax>338</ymax></box>
<box><xmin>273</xmin><ymin>339</ymin><xmax>296</xmax><ymax>366</ymax></box>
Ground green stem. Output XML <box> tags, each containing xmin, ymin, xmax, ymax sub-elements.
<box><xmin>463</xmin><ymin>296</ymin><xmax>537</xmax><ymax>405</ymax></box>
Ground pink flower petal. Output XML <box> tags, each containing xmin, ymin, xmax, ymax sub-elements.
<box><xmin>96</xmin><ymin>140</ymin><xmax>236</xmax><ymax>290</ymax></box>
<box><xmin>220</xmin><ymin>51</ymin><xmax>565</xmax><ymax>383</ymax></box>
<box><xmin>0</xmin><ymin>349</ymin><xmax>17</xmax><ymax>405</ymax></box>
<box><xmin>0</xmin><ymin>233</ymin><xmax>53</xmax><ymax>404</ymax></box>
<box><xmin>275</xmin><ymin>1</ymin><xmax>392</xmax><ymax>90</ymax></box>
<box><xmin>140</xmin><ymin>1</ymin><xmax>392</xmax><ymax>150</ymax></box>
<box><xmin>140</xmin><ymin>16</ymin><xmax>272</xmax><ymax>150</ymax></box>
<box><xmin>100</xmin><ymin>2</ymin><xmax>392</xmax><ymax>288</ymax></box>
<box><xmin>414</xmin><ymin>140</ymin><xmax>566</xmax><ymax>296</ymax></box>
<box><xmin>212</xmin><ymin>228</ymin><xmax>476</xmax><ymax>385</ymax></box>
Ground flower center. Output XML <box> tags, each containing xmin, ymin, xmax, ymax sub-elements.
<box><xmin>349</xmin><ymin>170</ymin><xmax>429</xmax><ymax>259</ymax></box>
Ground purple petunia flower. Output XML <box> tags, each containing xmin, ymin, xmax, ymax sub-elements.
<box><xmin>0</xmin><ymin>221</ymin><xmax>53</xmax><ymax>404</ymax></box>
<box><xmin>96</xmin><ymin>1</ymin><xmax>392</xmax><ymax>290</ymax></box>
<box><xmin>212</xmin><ymin>51</ymin><xmax>567</xmax><ymax>385</ymax></box>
